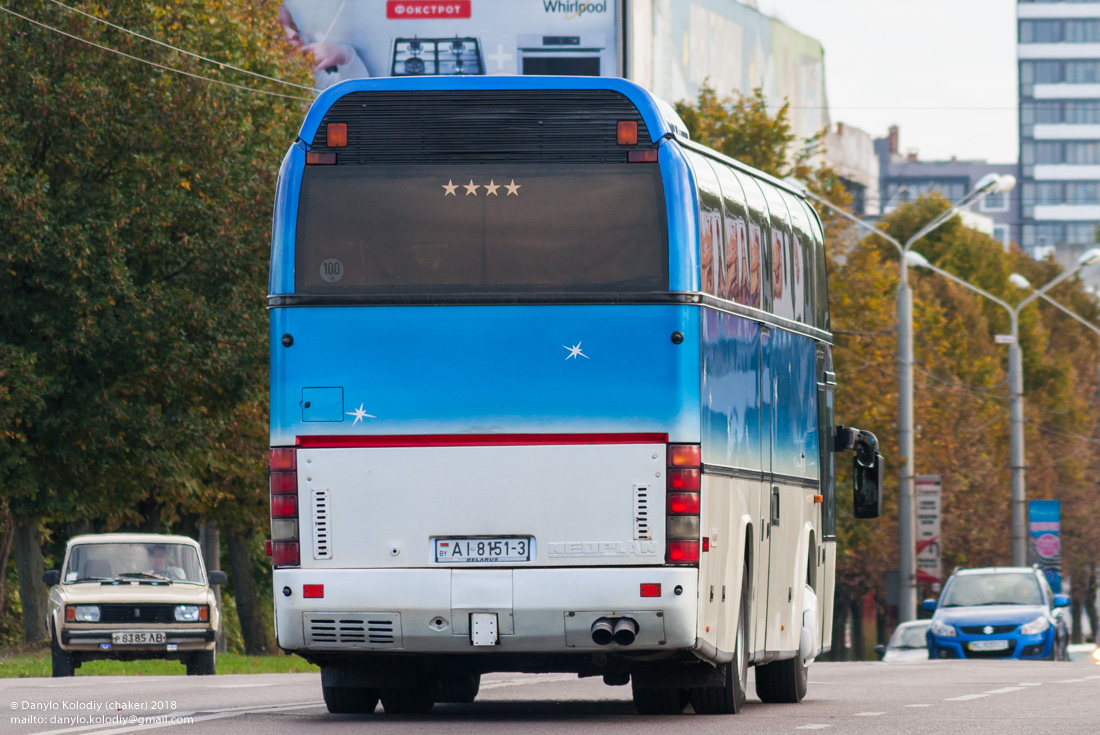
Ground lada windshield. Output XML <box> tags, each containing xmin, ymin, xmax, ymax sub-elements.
<box><xmin>63</xmin><ymin>543</ymin><xmax>205</xmax><ymax>584</ymax></box>
<box><xmin>940</xmin><ymin>572</ymin><xmax>1043</xmax><ymax>607</ymax></box>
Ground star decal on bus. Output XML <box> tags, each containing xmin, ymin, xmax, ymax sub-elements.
<box><xmin>564</xmin><ymin>343</ymin><xmax>589</xmax><ymax>360</ymax></box>
<box><xmin>464</xmin><ymin>180</ymin><xmax>480</xmax><ymax>196</ymax></box>
<box><xmin>506</xmin><ymin>179</ymin><xmax>521</xmax><ymax>196</ymax></box>
<box><xmin>346</xmin><ymin>403</ymin><xmax>376</xmax><ymax>425</ymax></box>
<box><xmin>442</xmin><ymin>180</ymin><xmax>458</xmax><ymax>196</ymax></box>
<box><xmin>484</xmin><ymin>180</ymin><xmax>500</xmax><ymax>196</ymax></box>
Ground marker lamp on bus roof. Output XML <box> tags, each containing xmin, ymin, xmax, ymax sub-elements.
<box><xmin>617</xmin><ymin>121</ymin><xmax>638</xmax><ymax>146</ymax></box>
<box><xmin>326</xmin><ymin>123</ymin><xmax>347</xmax><ymax>148</ymax></box>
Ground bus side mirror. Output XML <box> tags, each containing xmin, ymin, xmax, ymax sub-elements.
<box><xmin>836</xmin><ymin>426</ymin><xmax>884</xmax><ymax>520</ymax></box>
<box><xmin>42</xmin><ymin>570</ymin><xmax>61</xmax><ymax>586</ymax></box>
<box><xmin>853</xmin><ymin>451</ymin><xmax>884</xmax><ymax>520</ymax></box>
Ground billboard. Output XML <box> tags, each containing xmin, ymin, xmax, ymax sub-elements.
<box><xmin>1028</xmin><ymin>499</ymin><xmax>1061</xmax><ymax>593</ymax></box>
<box><xmin>279</xmin><ymin>0</ymin><xmax>621</xmax><ymax>89</ymax></box>
<box><xmin>914</xmin><ymin>475</ymin><xmax>942</xmax><ymax>586</ymax></box>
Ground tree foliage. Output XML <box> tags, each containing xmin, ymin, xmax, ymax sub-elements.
<box><xmin>0</xmin><ymin>0</ymin><xmax>310</xmax><ymax>642</ymax></box>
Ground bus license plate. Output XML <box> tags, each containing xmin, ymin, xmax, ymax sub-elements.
<box><xmin>434</xmin><ymin>537</ymin><xmax>532</xmax><ymax>563</ymax></box>
<box><xmin>111</xmin><ymin>631</ymin><xmax>167</xmax><ymax>645</ymax></box>
<box><xmin>968</xmin><ymin>639</ymin><xmax>1010</xmax><ymax>651</ymax></box>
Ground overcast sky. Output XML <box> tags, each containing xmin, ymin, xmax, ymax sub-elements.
<box><xmin>755</xmin><ymin>0</ymin><xmax>1019</xmax><ymax>164</ymax></box>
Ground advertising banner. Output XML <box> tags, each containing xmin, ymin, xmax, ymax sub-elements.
<box><xmin>915</xmin><ymin>475</ymin><xmax>942</xmax><ymax>586</ymax></box>
<box><xmin>279</xmin><ymin>0</ymin><xmax>621</xmax><ymax>90</ymax></box>
<box><xmin>1028</xmin><ymin>499</ymin><xmax>1061</xmax><ymax>593</ymax></box>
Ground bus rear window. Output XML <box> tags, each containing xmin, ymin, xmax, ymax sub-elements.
<box><xmin>295</xmin><ymin>164</ymin><xmax>668</xmax><ymax>294</ymax></box>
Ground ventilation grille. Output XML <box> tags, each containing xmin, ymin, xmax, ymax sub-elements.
<box><xmin>634</xmin><ymin>485</ymin><xmax>651</xmax><ymax>540</ymax></box>
<box><xmin>304</xmin><ymin>612</ymin><xmax>402</xmax><ymax>649</ymax></box>
<box><xmin>312</xmin><ymin>489</ymin><xmax>331</xmax><ymax>560</ymax></box>
<box><xmin>308</xmin><ymin>90</ymin><xmax>654</xmax><ymax>164</ymax></box>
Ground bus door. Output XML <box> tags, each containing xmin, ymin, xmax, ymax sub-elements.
<box><xmin>754</xmin><ymin>325</ymin><xmax>774</xmax><ymax>657</ymax></box>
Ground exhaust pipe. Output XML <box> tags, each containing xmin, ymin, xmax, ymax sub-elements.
<box><xmin>591</xmin><ymin>618</ymin><xmax>615</xmax><ymax>645</ymax></box>
<box><xmin>613</xmin><ymin>617</ymin><xmax>638</xmax><ymax>646</ymax></box>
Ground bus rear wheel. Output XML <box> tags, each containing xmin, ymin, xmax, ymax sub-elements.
<box><xmin>322</xmin><ymin>685</ymin><xmax>380</xmax><ymax>714</ymax></box>
<box><xmin>754</xmin><ymin>653</ymin><xmax>807</xmax><ymax>703</ymax></box>
<box><xmin>432</xmin><ymin>673</ymin><xmax>480</xmax><ymax>704</ymax></box>
<box><xmin>631</xmin><ymin>683</ymin><xmax>688</xmax><ymax>715</ymax></box>
<box><xmin>380</xmin><ymin>686</ymin><xmax>435</xmax><ymax>714</ymax></box>
<box><xmin>690</xmin><ymin>559</ymin><xmax>750</xmax><ymax>714</ymax></box>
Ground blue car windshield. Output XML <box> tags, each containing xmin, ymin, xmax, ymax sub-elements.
<box><xmin>940</xmin><ymin>572</ymin><xmax>1043</xmax><ymax>607</ymax></box>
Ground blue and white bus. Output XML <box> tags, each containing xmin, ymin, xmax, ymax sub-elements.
<box><xmin>267</xmin><ymin>76</ymin><xmax>882</xmax><ymax>716</ymax></box>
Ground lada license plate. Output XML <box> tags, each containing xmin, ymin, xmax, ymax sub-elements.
<box><xmin>111</xmin><ymin>631</ymin><xmax>167</xmax><ymax>645</ymax></box>
<box><xmin>968</xmin><ymin>639</ymin><xmax>1010</xmax><ymax>651</ymax></box>
<box><xmin>433</xmin><ymin>537</ymin><xmax>532</xmax><ymax>563</ymax></box>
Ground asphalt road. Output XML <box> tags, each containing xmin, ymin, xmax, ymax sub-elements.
<box><xmin>3</xmin><ymin>652</ymin><xmax>1099</xmax><ymax>735</ymax></box>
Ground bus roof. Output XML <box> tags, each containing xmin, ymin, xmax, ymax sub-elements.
<box><xmin>295</xmin><ymin>76</ymin><xmax>808</xmax><ymax>202</ymax></box>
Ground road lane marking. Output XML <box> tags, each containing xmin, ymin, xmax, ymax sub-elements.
<box><xmin>854</xmin><ymin>712</ymin><xmax>884</xmax><ymax>716</ymax></box>
<box><xmin>1018</xmin><ymin>682</ymin><xmax>1041</xmax><ymax>686</ymax></box>
<box><xmin>795</xmin><ymin>726</ymin><xmax>831</xmax><ymax>730</ymax></box>
<box><xmin>946</xmin><ymin>693</ymin><xmax>989</xmax><ymax>701</ymax></box>
<box><xmin>905</xmin><ymin>704</ymin><xmax>932</xmax><ymax>708</ymax></box>
<box><xmin>209</xmin><ymin>683</ymin><xmax>279</xmax><ymax>689</ymax></box>
<box><xmin>982</xmin><ymin>687</ymin><xmax>1027</xmax><ymax>695</ymax></box>
<box><xmin>479</xmin><ymin>674</ymin><xmax>575</xmax><ymax>690</ymax></box>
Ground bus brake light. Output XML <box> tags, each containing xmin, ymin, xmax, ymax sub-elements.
<box><xmin>668</xmin><ymin>469</ymin><xmax>700</xmax><ymax>491</ymax></box>
<box><xmin>271</xmin><ymin>542</ymin><xmax>300</xmax><ymax>567</ymax></box>
<box><xmin>271</xmin><ymin>494</ymin><xmax>298</xmax><ymax>518</ymax></box>
<box><xmin>667</xmin><ymin>491</ymin><xmax>700</xmax><ymax>515</ymax></box>
<box><xmin>666</xmin><ymin>540</ymin><xmax>700</xmax><ymax>564</ymax></box>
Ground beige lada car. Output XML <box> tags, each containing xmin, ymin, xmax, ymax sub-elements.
<box><xmin>42</xmin><ymin>533</ymin><xmax>226</xmax><ymax>677</ymax></box>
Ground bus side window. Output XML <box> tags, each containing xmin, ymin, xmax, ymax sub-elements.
<box><xmin>760</xmin><ymin>185</ymin><xmax>795</xmax><ymax>321</ymax></box>
<box><xmin>734</xmin><ymin>170</ymin><xmax>771</xmax><ymax>312</ymax></box>
<box><xmin>712</xmin><ymin>164</ymin><xmax>751</xmax><ymax>306</ymax></box>
<box><xmin>783</xmin><ymin>191</ymin><xmax>815</xmax><ymax>325</ymax></box>
<box><xmin>799</xmin><ymin>198</ymin><xmax>830</xmax><ymax>332</ymax></box>
<box><xmin>684</xmin><ymin>151</ymin><xmax>725</xmax><ymax>297</ymax></box>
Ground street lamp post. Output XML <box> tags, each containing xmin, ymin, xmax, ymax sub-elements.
<box><xmin>790</xmin><ymin>174</ymin><xmax>1015</xmax><ymax>622</ymax></box>
<box><xmin>904</xmin><ymin>249</ymin><xmax>1100</xmax><ymax>566</ymax></box>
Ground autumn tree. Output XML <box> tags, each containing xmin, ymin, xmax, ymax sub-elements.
<box><xmin>0</xmin><ymin>0</ymin><xmax>310</xmax><ymax>643</ymax></box>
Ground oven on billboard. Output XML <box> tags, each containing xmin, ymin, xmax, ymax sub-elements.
<box><xmin>280</xmin><ymin>0</ymin><xmax>622</xmax><ymax>86</ymax></box>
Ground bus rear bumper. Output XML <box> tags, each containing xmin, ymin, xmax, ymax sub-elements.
<box><xmin>274</xmin><ymin>567</ymin><xmax>699</xmax><ymax>654</ymax></box>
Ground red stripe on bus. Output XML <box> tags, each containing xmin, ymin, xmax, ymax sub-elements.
<box><xmin>295</xmin><ymin>433</ymin><xmax>669</xmax><ymax>448</ymax></box>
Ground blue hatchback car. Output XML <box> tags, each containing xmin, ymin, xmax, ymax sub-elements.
<box><xmin>924</xmin><ymin>567</ymin><xmax>1070</xmax><ymax>660</ymax></box>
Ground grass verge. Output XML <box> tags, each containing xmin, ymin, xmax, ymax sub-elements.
<box><xmin>0</xmin><ymin>646</ymin><xmax>318</xmax><ymax>678</ymax></box>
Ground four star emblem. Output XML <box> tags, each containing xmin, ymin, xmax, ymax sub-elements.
<box><xmin>442</xmin><ymin>179</ymin><xmax>521</xmax><ymax>197</ymax></box>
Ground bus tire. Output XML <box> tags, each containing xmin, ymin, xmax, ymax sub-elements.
<box><xmin>322</xmin><ymin>685</ymin><xmax>380</xmax><ymax>714</ymax></box>
<box><xmin>380</xmin><ymin>686</ymin><xmax>435</xmax><ymax>714</ymax></box>
<box><xmin>432</xmin><ymin>673</ymin><xmax>480</xmax><ymax>703</ymax></box>
<box><xmin>185</xmin><ymin>648</ymin><xmax>216</xmax><ymax>676</ymax></box>
<box><xmin>631</xmin><ymin>683</ymin><xmax>688</xmax><ymax>715</ymax></box>
<box><xmin>51</xmin><ymin>631</ymin><xmax>75</xmax><ymax>678</ymax></box>
<box><xmin>690</xmin><ymin>559</ymin><xmax>750</xmax><ymax>714</ymax></box>
<box><xmin>754</xmin><ymin>653</ymin><xmax>807</xmax><ymax>703</ymax></box>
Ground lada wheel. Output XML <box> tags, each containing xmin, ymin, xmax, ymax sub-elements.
<box><xmin>322</xmin><ymin>686</ymin><xmax>380</xmax><ymax>714</ymax></box>
<box><xmin>50</xmin><ymin>631</ymin><xmax>74</xmax><ymax>678</ymax></box>
<box><xmin>186</xmin><ymin>649</ymin><xmax>216</xmax><ymax>676</ymax></box>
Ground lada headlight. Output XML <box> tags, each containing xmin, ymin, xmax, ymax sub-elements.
<box><xmin>174</xmin><ymin>605</ymin><xmax>207</xmax><ymax>622</ymax></box>
<box><xmin>1020</xmin><ymin>616</ymin><xmax>1051</xmax><ymax>635</ymax></box>
<box><xmin>930</xmin><ymin>618</ymin><xmax>957</xmax><ymax>637</ymax></box>
<box><xmin>67</xmin><ymin>605</ymin><xmax>100</xmax><ymax>622</ymax></box>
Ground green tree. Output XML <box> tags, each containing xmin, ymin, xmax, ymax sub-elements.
<box><xmin>0</xmin><ymin>0</ymin><xmax>310</xmax><ymax>642</ymax></box>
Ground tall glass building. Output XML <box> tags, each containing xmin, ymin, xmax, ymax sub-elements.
<box><xmin>1019</xmin><ymin>1</ymin><xmax>1100</xmax><ymax>266</ymax></box>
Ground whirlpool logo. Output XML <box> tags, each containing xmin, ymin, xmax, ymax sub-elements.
<box><xmin>542</xmin><ymin>0</ymin><xmax>608</xmax><ymax>18</ymax></box>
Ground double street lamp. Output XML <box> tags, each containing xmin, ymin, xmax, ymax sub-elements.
<box><xmin>791</xmin><ymin>173</ymin><xmax>1016</xmax><ymax>622</ymax></box>
<box><xmin>903</xmin><ymin>247</ymin><xmax>1100</xmax><ymax>569</ymax></box>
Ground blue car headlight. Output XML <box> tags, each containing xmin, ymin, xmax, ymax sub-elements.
<box><xmin>1020</xmin><ymin>616</ymin><xmax>1051</xmax><ymax>636</ymax></box>
<box><xmin>930</xmin><ymin>619</ymin><xmax>957</xmax><ymax>637</ymax></box>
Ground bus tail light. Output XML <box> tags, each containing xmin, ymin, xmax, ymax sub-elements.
<box><xmin>628</xmin><ymin>149</ymin><xmax>658</xmax><ymax>163</ymax></box>
<box><xmin>666</xmin><ymin>444</ymin><xmax>701</xmax><ymax>565</ymax></box>
<box><xmin>270</xmin><ymin>448</ymin><xmax>300</xmax><ymax>568</ymax></box>
<box><xmin>326</xmin><ymin>123</ymin><xmax>347</xmax><ymax>148</ymax></box>
<box><xmin>305</xmin><ymin>151</ymin><xmax>336</xmax><ymax>165</ymax></box>
<box><xmin>617</xmin><ymin>121</ymin><xmax>638</xmax><ymax>145</ymax></box>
